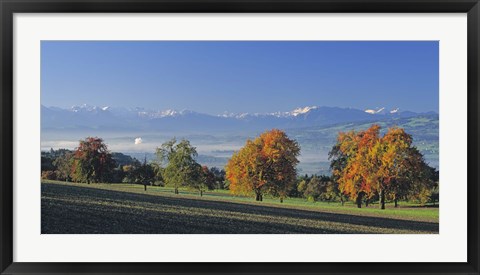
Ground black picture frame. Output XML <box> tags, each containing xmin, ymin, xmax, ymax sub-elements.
<box><xmin>1</xmin><ymin>0</ymin><xmax>479</xmax><ymax>274</ymax></box>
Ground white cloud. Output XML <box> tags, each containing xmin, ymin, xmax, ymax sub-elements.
<box><xmin>134</xmin><ymin>137</ymin><xmax>143</xmax><ymax>145</ymax></box>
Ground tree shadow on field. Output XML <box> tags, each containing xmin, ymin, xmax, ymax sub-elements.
<box><xmin>408</xmin><ymin>204</ymin><xmax>439</xmax><ymax>208</ymax></box>
<box><xmin>41</xmin><ymin>183</ymin><xmax>439</xmax><ymax>234</ymax></box>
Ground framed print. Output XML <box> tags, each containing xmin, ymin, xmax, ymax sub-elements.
<box><xmin>1</xmin><ymin>0</ymin><xmax>479</xmax><ymax>274</ymax></box>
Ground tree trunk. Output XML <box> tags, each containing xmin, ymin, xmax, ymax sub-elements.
<box><xmin>365</xmin><ymin>199</ymin><xmax>369</xmax><ymax>207</ymax></box>
<box><xmin>200</xmin><ymin>190</ymin><xmax>203</xmax><ymax>196</ymax></box>
<box><xmin>356</xmin><ymin>193</ymin><xmax>363</xmax><ymax>208</ymax></box>
<box><xmin>255</xmin><ymin>192</ymin><xmax>261</xmax><ymax>201</ymax></box>
<box><xmin>144</xmin><ymin>184</ymin><xmax>147</xmax><ymax>191</ymax></box>
<box><xmin>341</xmin><ymin>197</ymin><xmax>345</xmax><ymax>206</ymax></box>
<box><xmin>380</xmin><ymin>189</ymin><xmax>385</xmax><ymax>209</ymax></box>
<box><xmin>394</xmin><ymin>197</ymin><xmax>398</xmax><ymax>208</ymax></box>
<box><xmin>280</xmin><ymin>197</ymin><xmax>283</xmax><ymax>203</ymax></box>
<box><xmin>175</xmin><ymin>187</ymin><xmax>179</xmax><ymax>194</ymax></box>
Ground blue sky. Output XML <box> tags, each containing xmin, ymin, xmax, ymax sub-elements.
<box><xmin>41</xmin><ymin>41</ymin><xmax>439</xmax><ymax>115</ymax></box>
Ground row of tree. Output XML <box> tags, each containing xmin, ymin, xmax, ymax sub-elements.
<box><xmin>42</xmin><ymin>138</ymin><xmax>129</xmax><ymax>184</ymax></box>
<box><xmin>328</xmin><ymin>125</ymin><xmax>437</xmax><ymax>209</ymax></box>
<box><xmin>41</xmin><ymin>137</ymin><xmax>226</xmax><ymax>194</ymax></box>
<box><xmin>41</xmin><ymin>126</ymin><xmax>439</xmax><ymax>209</ymax></box>
<box><xmin>289</xmin><ymin>173</ymin><xmax>437</xmax><ymax>207</ymax></box>
<box><xmin>224</xmin><ymin>127</ymin><xmax>438</xmax><ymax>208</ymax></box>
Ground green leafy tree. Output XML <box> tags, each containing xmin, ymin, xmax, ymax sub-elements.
<box><xmin>303</xmin><ymin>176</ymin><xmax>323</xmax><ymax>202</ymax></box>
<box><xmin>201</xmin><ymin>166</ymin><xmax>216</xmax><ymax>190</ymax></box>
<box><xmin>301</xmin><ymin>175</ymin><xmax>339</xmax><ymax>202</ymax></box>
<box><xmin>111</xmin><ymin>152</ymin><xmax>139</xmax><ymax>166</ymax></box>
<box><xmin>405</xmin><ymin>164</ymin><xmax>438</xmax><ymax>205</ymax></box>
<box><xmin>189</xmin><ymin>165</ymin><xmax>209</xmax><ymax>196</ymax></box>
<box><xmin>156</xmin><ymin>138</ymin><xmax>201</xmax><ymax>194</ymax></box>
<box><xmin>150</xmin><ymin>162</ymin><xmax>165</xmax><ymax>186</ymax></box>
<box><xmin>209</xmin><ymin>167</ymin><xmax>226</xmax><ymax>189</ymax></box>
<box><xmin>123</xmin><ymin>158</ymin><xmax>155</xmax><ymax>191</ymax></box>
<box><xmin>53</xmin><ymin>151</ymin><xmax>74</xmax><ymax>181</ymax></box>
<box><xmin>296</xmin><ymin>179</ymin><xmax>308</xmax><ymax>197</ymax></box>
<box><xmin>41</xmin><ymin>148</ymin><xmax>73</xmax><ymax>173</ymax></box>
<box><xmin>318</xmin><ymin>176</ymin><xmax>341</xmax><ymax>203</ymax></box>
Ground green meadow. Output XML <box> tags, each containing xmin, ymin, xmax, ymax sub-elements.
<box><xmin>41</xmin><ymin>180</ymin><xmax>438</xmax><ymax>234</ymax></box>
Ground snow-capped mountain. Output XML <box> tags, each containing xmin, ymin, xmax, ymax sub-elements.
<box><xmin>364</xmin><ymin>107</ymin><xmax>387</xmax><ymax>114</ymax></box>
<box><xmin>41</xmin><ymin>104</ymin><xmax>436</xmax><ymax>133</ymax></box>
<box><xmin>137</xmin><ymin>109</ymin><xmax>198</xmax><ymax>119</ymax></box>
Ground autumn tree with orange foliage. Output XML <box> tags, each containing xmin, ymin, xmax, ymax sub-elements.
<box><xmin>330</xmin><ymin>125</ymin><xmax>434</xmax><ymax>209</ymax></box>
<box><xmin>71</xmin><ymin>137</ymin><xmax>116</xmax><ymax>184</ymax></box>
<box><xmin>225</xmin><ymin>129</ymin><xmax>300</xmax><ymax>202</ymax></box>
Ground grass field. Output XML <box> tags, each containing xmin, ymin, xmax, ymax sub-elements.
<box><xmin>41</xmin><ymin>180</ymin><xmax>439</xmax><ymax>234</ymax></box>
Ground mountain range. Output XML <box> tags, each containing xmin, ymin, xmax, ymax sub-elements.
<box><xmin>41</xmin><ymin>104</ymin><xmax>436</xmax><ymax>133</ymax></box>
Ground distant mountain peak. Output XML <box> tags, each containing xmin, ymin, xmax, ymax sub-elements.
<box><xmin>71</xmin><ymin>104</ymin><xmax>106</xmax><ymax>113</ymax></box>
<box><xmin>219</xmin><ymin>112</ymin><xmax>236</xmax><ymax>118</ymax></box>
<box><xmin>220</xmin><ymin>106</ymin><xmax>320</xmax><ymax>119</ymax></box>
<box><xmin>137</xmin><ymin>108</ymin><xmax>198</xmax><ymax>119</ymax></box>
<box><xmin>289</xmin><ymin>106</ymin><xmax>318</xmax><ymax>116</ymax></box>
<box><xmin>364</xmin><ymin>107</ymin><xmax>385</xmax><ymax>114</ymax></box>
<box><xmin>161</xmin><ymin>109</ymin><xmax>178</xmax><ymax>117</ymax></box>
<box><xmin>365</xmin><ymin>107</ymin><xmax>403</xmax><ymax>115</ymax></box>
